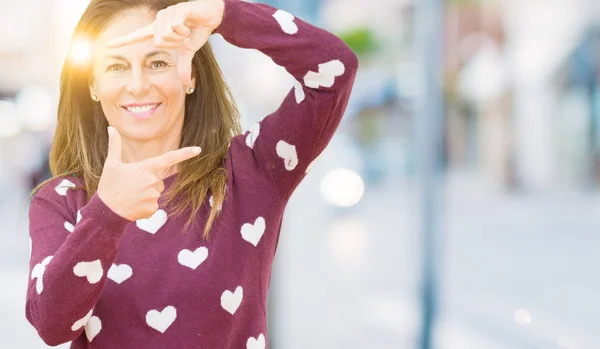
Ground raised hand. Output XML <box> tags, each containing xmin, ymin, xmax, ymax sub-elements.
<box><xmin>98</xmin><ymin>126</ymin><xmax>202</xmax><ymax>221</ymax></box>
<box><xmin>105</xmin><ymin>0</ymin><xmax>225</xmax><ymax>86</ymax></box>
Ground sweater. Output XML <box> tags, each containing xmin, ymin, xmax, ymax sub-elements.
<box><xmin>26</xmin><ymin>1</ymin><xmax>358</xmax><ymax>348</ymax></box>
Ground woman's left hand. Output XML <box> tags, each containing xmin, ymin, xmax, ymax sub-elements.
<box><xmin>106</xmin><ymin>0</ymin><xmax>225</xmax><ymax>86</ymax></box>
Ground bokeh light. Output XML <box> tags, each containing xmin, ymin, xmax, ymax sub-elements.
<box><xmin>514</xmin><ymin>309</ymin><xmax>532</xmax><ymax>325</ymax></box>
<box><xmin>320</xmin><ymin>168</ymin><xmax>365</xmax><ymax>207</ymax></box>
<box><xmin>68</xmin><ymin>38</ymin><xmax>92</xmax><ymax>66</ymax></box>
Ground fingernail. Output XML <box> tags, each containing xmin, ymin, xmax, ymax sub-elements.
<box><xmin>192</xmin><ymin>147</ymin><xmax>202</xmax><ymax>154</ymax></box>
<box><xmin>107</xmin><ymin>126</ymin><xmax>114</xmax><ymax>136</ymax></box>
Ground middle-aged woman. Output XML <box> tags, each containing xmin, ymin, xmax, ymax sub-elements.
<box><xmin>26</xmin><ymin>0</ymin><xmax>358</xmax><ymax>347</ymax></box>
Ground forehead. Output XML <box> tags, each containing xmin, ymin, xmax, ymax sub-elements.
<box><xmin>94</xmin><ymin>8</ymin><xmax>165</xmax><ymax>60</ymax></box>
<box><xmin>101</xmin><ymin>8</ymin><xmax>155</xmax><ymax>42</ymax></box>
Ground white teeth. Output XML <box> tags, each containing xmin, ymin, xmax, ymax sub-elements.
<box><xmin>126</xmin><ymin>104</ymin><xmax>157</xmax><ymax>113</ymax></box>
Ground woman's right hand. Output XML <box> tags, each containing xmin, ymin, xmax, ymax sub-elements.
<box><xmin>97</xmin><ymin>126</ymin><xmax>201</xmax><ymax>221</ymax></box>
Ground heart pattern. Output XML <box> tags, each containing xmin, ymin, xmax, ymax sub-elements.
<box><xmin>136</xmin><ymin>209</ymin><xmax>168</xmax><ymax>234</ymax></box>
<box><xmin>64</xmin><ymin>210</ymin><xmax>82</xmax><ymax>233</ymax></box>
<box><xmin>293</xmin><ymin>80</ymin><xmax>305</xmax><ymax>104</ymax></box>
<box><xmin>247</xmin><ymin>334</ymin><xmax>266</xmax><ymax>349</ymax></box>
<box><xmin>85</xmin><ymin>316</ymin><xmax>102</xmax><ymax>342</ymax></box>
<box><xmin>71</xmin><ymin>309</ymin><xmax>93</xmax><ymax>331</ymax></box>
<box><xmin>31</xmin><ymin>255</ymin><xmax>53</xmax><ymax>294</ymax></box>
<box><xmin>245</xmin><ymin>123</ymin><xmax>260</xmax><ymax>149</ymax></box>
<box><xmin>177</xmin><ymin>247</ymin><xmax>208</xmax><ymax>270</ymax></box>
<box><xmin>241</xmin><ymin>217</ymin><xmax>266</xmax><ymax>247</ymax></box>
<box><xmin>55</xmin><ymin>179</ymin><xmax>76</xmax><ymax>196</ymax></box>
<box><xmin>273</xmin><ymin>9</ymin><xmax>298</xmax><ymax>35</ymax></box>
<box><xmin>276</xmin><ymin>141</ymin><xmax>298</xmax><ymax>171</ymax></box>
<box><xmin>73</xmin><ymin>260</ymin><xmax>103</xmax><ymax>284</ymax></box>
<box><xmin>221</xmin><ymin>286</ymin><xmax>243</xmax><ymax>315</ymax></box>
<box><xmin>107</xmin><ymin>263</ymin><xmax>133</xmax><ymax>284</ymax></box>
<box><xmin>304</xmin><ymin>60</ymin><xmax>345</xmax><ymax>89</ymax></box>
<box><xmin>146</xmin><ymin>306</ymin><xmax>177</xmax><ymax>333</ymax></box>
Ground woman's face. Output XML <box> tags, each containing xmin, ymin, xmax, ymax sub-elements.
<box><xmin>89</xmin><ymin>8</ymin><xmax>195</xmax><ymax>143</ymax></box>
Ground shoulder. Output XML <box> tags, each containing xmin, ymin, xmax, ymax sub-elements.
<box><xmin>30</xmin><ymin>175</ymin><xmax>87</xmax><ymax>213</ymax></box>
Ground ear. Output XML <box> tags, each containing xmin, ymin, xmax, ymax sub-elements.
<box><xmin>190</xmin><ymin>75</ymin><xmax>196</xmax><ymax>90</ymax></box>
<box><xmin>89</xmin><ymin>81</ymin><xmax>97</xmax><ymax>100</ymax></box>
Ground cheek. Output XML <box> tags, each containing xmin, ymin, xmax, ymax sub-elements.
<box><xmin>151</xmin><ymin>74</ymin><xmax>185</xmax><ymax>100</ymax></box>
<box><xmin>96</xmin><ymin>83</ymin><xmax>123</xmax><ymax>102</ymax></box>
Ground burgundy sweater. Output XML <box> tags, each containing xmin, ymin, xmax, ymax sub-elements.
<box><xmin>26</xmin><ymin>1</ymin><xmax>358</xmax><ymax>348</ymax></box>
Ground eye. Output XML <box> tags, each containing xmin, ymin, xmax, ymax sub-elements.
<box><xmin>150</xmin><ymin>61</ymin><xmax>168</xmax><ymax>69</ymax></box>
<box><xmin>106</xmin><ymin>64</ymin><xmax>125</xmax><ymax>72</ymax></box>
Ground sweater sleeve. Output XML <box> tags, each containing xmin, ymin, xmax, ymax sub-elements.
<box><xmin>214</xmin><ymin>0</ymin><xmax>359</xmax><ymax>201</ymax></box>
<box><xmin>26</xmin><ymin>178</ymin><xmax>131</xmax><ymax>346</ymax></box>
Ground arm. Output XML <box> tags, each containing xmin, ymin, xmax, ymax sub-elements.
<box><xmin>26</xmin><ymin>178</ymin><xmax>130</xmax><ymax>346</ymax></box>
<box><xmin>215</xmin><ymin>0</ymin><xmax>359</xmax><ymax>200</ymax></box>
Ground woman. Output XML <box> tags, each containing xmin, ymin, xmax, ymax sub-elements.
<box><xmin>26</xmin><ymin>0</ymin><xmax>358</xmax><ymax>347</ymax></box>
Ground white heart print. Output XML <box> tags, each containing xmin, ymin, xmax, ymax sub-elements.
<box><xmin>71</xmin><ymin>309</ymin><xmax>93</xmax><ymax>331</ymax></box>
<box><xmin>293</xmin><ymin>80</ymin><xmax>305</xmax><ymax>104</ymax></box>
<box><xmin>245</xmin><ymin>123</ymin><xmax>260</xmax><ymax>149</ymax></box>
<box><xmin>31</xmin><ymin>255</ymin><xmax>53</xmax><ymax>295</ymax></box>
<box><xmin>272</xmin><ymin>9</ymin><xmax>298</xmax><ymax>35</ymax></box>
<box><xmin>146</xmin><ymin>306</ymin><xmax>177</xmax><ymax>333</ymax></box>
<box><xmin>64</xmin><ymin>210</ymin><xmax>82</xmax><ymax>233</ymax></box>
<box><xmin>276</xmin><ymin>141</ymin><xmax>298</xmax><ymax>171</ymax></box>
<box><xmin>107</xmin><ymin>263</ymin><xmax>133</xmax><ymax>284</ymax></box>
<box><xmin>247</xmin><ymin>334</ymin><xmax>266</xmax><ymax>349</ymax></box>
<box><xmin>221</xmin><ymin>286</ymin><xmax>243</xmax><ymax>315</ymax></box>
<box><xmin>177</xmin><ymin>247</ymin><xmax>208</xmax><ymax>270</ymax></box>
<box><xmin>241</xmin><ymin>217</ymin><xmax>266</xmax><ymax>247</ymax></box>
<box><xmin>73</xmin><ymin>260</ymin><xmax>103</xmax><ymax>284</ymax></box>
<box><xmin>55</xmin><ymin>179</ymin><xmax>76</xmax><ymax>196</ymax></box>
<box><xmin>85</xmin><ymin>316</ymin><xmax>102</xmax><ymax>342</ymax></box>
<box><xmin>304</xmin><ymin>60</ymin><xmax>345</xmax><ymax>89</ymax></box>
<box><xmin>136</xmin><ymin>209</ymin><xmax>168</xmax><ymax>234</ymax></box>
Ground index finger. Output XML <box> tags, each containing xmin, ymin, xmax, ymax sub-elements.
<box><xmin>106</xmin><ymin>23</ymin><xmax>155</xmax><ymax>48</ymax></box>
<box><xmin>144</xmin><ymin>146</ymin><xmax>202</xmax><ymax>172</ymax></box>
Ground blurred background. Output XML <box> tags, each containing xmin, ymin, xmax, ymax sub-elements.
<box><xmin>2</xmin><ymin>0</ymin><xmax>600</xmax><ymax>348</ymax></box>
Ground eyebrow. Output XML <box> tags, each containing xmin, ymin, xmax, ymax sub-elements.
<box><xmin>102</xmin><ymin>50</ymin><xmax>173</xmax><ymax>61</ymax></box>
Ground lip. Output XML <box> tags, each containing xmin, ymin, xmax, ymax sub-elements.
<box><xmin>122</xmin><ymin>103</ymin><xmax>161</xmax><ymax>120</ymax></box>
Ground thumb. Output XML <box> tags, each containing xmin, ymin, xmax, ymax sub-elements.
<box><xmin>104</xmin><ymin>126</ymin><xmax>122</xmax><ymax>168</ymax></box>
<box><xmin>178</xmin><ymin>49</ymin><xmax>194</xmax><ymax>87</ymax></box>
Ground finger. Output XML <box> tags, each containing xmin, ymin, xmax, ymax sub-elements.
<box><xmin>178</xmin><ymin>48</ymin><xmax>195</xmax><ymax>86</ymax></box>
<box><xmin>156</xmin><ymin>31</ymin><xmax>187</xmax><ymax>44</ymax></box>
<box><xmin>105</xmin><ymin>24</ymin><xmax>154</xmax><ymax>48</ymax></box>
<box><xmin>155</xmin><ymin>180</ymin><xmax>165</xmax><ymax>194</ymax></box>
<box><xmin>104</xmin><ymin>126</ymin><xmax>122</xmax><ymax>168</ymax></box>
<box><xmin>154</xmin><ymin>41</ymin><xmax>186</xmax><ymax>49</ymax></box>
<box><xmin>170</xmin><ymin>6</ymin><xmax>190</xmax><ymax>37</ymax></box>
<box><xmin>145</xmin><ymin>146</ymin><xmax>202</xmax><ymax>171</ymax></box>
<box><xmin>154</xmin><ymin>9</ymin><xmax>170</xmax><ymax>46</ymax></box>
<box><xmin>153</xmin><ymin>9</ymin><xmax>188</xmax><ymax>47</ymax></box>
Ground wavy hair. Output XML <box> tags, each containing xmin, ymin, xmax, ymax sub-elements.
<box><xmin>28</xmin><ymin>0</ymin><xmax>241</xmax><ymax>239</ymax></box>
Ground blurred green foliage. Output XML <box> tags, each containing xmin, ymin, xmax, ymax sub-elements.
<box><xmin>338</xmin><ymin>27</ymin><xmax>379</xmax><ymax>58</ymax></box>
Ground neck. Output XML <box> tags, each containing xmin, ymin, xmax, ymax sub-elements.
<box><xmin>120</xmin><ymin>134</ymin><xmax>182</xmax><ymax>176</ymax></box>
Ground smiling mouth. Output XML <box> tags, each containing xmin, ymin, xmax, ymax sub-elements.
<box><xmin>122</xmin><ymin>103</ymin><xmax>161</xmax><ymax>119</ymax></box>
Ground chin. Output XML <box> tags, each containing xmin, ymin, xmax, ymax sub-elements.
<box><xmin>118</xmin><ymin>124</ymin><xmax>164</xmax><ymax>142</ymax></box>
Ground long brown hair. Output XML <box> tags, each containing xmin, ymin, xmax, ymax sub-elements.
<box><xmin>28</xmin><ymin>0</ymin><xmax>241</xmax><ymax>239</ymax></box>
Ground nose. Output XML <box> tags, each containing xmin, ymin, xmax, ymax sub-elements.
<box><xmin>125</xmin><ymin>66</ymin><xmax>150</xmax><ymax>96</ymax></box>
